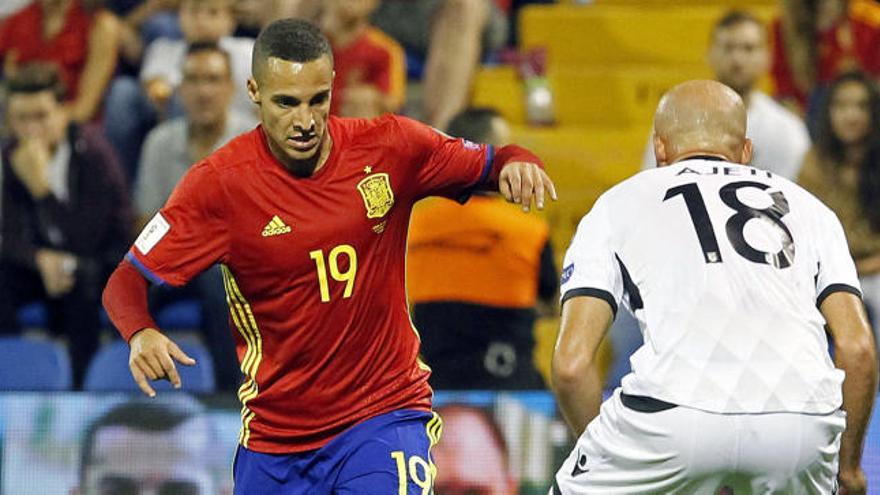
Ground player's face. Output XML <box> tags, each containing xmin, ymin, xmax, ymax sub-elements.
<box><xmin>708</xmin><ymin>22</ymin><xmax>768</xmax><ymax>96</ymax></box>
<box><xmin>6</xmin><ymin>90</ymin><xmax>67</xmax><ymax>149</ymax></box>
<box><xmin>432</xmin><ymin>409</ymin><xmax>516</xmax><ymax>495</ymax></box>
<box><xmin>830</xmin><ymin>81</ymin><xmax>872</xmax><ymax>146</ymax></box>
<box><xmin>249</xmin><ymin>55</ymin><xmax>334</xmax><ymax>165</ymax></box>
<box><xmin>179</xmin><ymin>0</ymin><xmax>235</xmax><ymax>43</ymax></box>
<box><xmin>79</xmin><ymin>427</ymin><xmax>217</xmax><ymax>495</ymax></box>
<box><xmin>180</xmin><ymin>50</ymin><xmax>235</xmax><ymax>127</ymax></box>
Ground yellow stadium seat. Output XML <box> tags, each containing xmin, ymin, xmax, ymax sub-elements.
<box><xmin>519</xmin><ymin>5</ymin><xmax>777</xmax><ymax>67</ymax></box>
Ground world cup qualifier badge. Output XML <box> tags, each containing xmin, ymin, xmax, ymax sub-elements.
<box><xmin>357</xmin><ymin>172</ymin><xmax>395</xmax><ymax>219</ymax></box>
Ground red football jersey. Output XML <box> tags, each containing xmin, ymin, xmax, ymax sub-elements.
<box><xmin>127</xmin><ymin>115</ymin><xmax>494</xmax><ymax>453</ymax></box>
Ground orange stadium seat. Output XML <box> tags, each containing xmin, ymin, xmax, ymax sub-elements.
<box><xmin>518</xmin><ymin>4</ymin><xmax>777</xmax><ymax>67</ymax></box>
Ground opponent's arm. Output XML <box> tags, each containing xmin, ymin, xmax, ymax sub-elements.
<box><xmin>552</xmin><ymin>295</ymin><xmax>615</xmax><ymax>436</ymax></box>
<box><xmin>821</xmin><ymin>291</ymin><xmax>878</xmax><ymax>495</ymax></box>
<box><xmin>103</xmin><ymin>260</ymin><xmax>195</xmax><ymax>397</ymax></box>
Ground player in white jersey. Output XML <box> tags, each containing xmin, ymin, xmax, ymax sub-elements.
<box><xmin>551</xmin><ymin>80</ymin><xmax>878</xmax><ymax>495</ymax></box>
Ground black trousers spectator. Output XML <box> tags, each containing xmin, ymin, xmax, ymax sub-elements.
<box><xmin>0</xmin><ymin>260</ymin><xmax>103</xmax><ymax>389</ymax></box>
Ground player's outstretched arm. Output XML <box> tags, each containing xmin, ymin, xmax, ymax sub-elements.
<box><xmin>821</xmin><ymin>291</ymin><xmax>878</xmax><ymax>495</ymax></box>
<box><xmin>552</xmin><ymin>296</ymin><xmax>614</xmax><ymax>436</ymax></box>
<box><xmin>499</xmin><ymin>161</ymin><xmax>558</xmax><ymax>212</ymax></box>
<box><xmin>103</xmin><ymin>261</ymin><xmax>196</xmax><ymax>396</ymax></box>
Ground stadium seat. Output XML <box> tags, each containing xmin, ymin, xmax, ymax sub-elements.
<box><xmin>0</xmin><ymin>337</ymin><xmax>72</xmax><ymax>390</ymax></box>
<box><xmin>519</xmin><ymin>5</ymin><xmax>776</xmax><ymax>67</ymax></box>
<box><xmin>155</xmin><ymin>299</ymin><xmax>203</xmax><ymax>330</ymax></box>
<box><xmin>84</xmin><ymin>338</ymin><xmax>216</xmax><ymax>393</ymax></box>
<box><xmin>17</xmin><ymin>302</ymin><xmax>48</xmax><ymax>328</ymax></box>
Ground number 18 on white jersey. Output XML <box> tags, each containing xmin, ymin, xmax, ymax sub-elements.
<box><xmin>561</xmin><ymin>158</ymin><xmax>861</xmax><ymax>414</ymax></box>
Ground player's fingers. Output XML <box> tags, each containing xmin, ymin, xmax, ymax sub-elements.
<box><xmin>169</xmin><ymin>342</ymin><xmax>197</xmax><ymax>366</ymax></box>
<box><xmin>518</xmin><ymin>167</ymin><xmax>534</xmax><ymax>211</ymax></box>
<box><xmin>159</xmin><ymin>352</ymin><xmax>182</xmax><ymax>389</ymax></box>
<box><xmin>132</xmin><ymin>356</ymin><xmax>157</xmax><ymax>380</ymax></box>
<box><xmin>499</xmin><ymin>175</ymin><xmax>513</xmax><ymax>202</ymax></box>
<box><xmin>541</xmin><ymin>169</ymin><xmax>558</xmax><ymax>201</ymax></box>
<box><xmin>130</xmin><ymin>364</ymin><xmax>156</xmax><ymax>397</ymax></box>
<box><xmin>532</xmin><ymin>165</ymin><xmax>546</xmax><ymax>210</ymax></box>
<box><xmin>145</xmin><ymin>354</ymin><xmax>167</xmax><ymax>380</ymax></box>
<box><xmin>508</xmin><ymin>166</ymin><xmax>522</xmax><ymax>204</ymax></box>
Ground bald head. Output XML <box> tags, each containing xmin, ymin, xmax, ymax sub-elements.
<box><xmin>652</xmin><ymin>80</ymin><xmax>752</xmax><ymax>166</ymax></box>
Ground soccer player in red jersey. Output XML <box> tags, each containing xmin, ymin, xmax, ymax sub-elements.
<box><xmin>102</xmin><ymin>19</ymin><xmax>555</xmax><ymax>493</ymax></box>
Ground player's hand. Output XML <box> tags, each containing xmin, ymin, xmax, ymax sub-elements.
<box><xmin>838</xmin><ymin>467</ymin><xmax>867</xmax><ymax>495</ymax></box>
<box><xmin>499</xmin><ymin>161</ymin><xmax>557</xmax><ymax>212</ymax></box>
<box><xmin>128</xmin><ymin>328</ymin><xmax>196</xmax><ymax>397</ymax></box>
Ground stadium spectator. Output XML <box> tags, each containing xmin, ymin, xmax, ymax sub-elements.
<box><xmin>103</xmin><ymin>19</ymin><xmax>553</xmax><ymax>493</ymax></box>
<box><xmin>553</xmin><ymin>80</ymin><xmax>876</xmax><ymax>494</ymax></box>
<box><xmin>110</xmin><ymin>0</ymin><xmax>184</xmax><ymax>72</ymax></box>
<box><xmin>134</xmin><ymin>42</ymin><xmax>251</xmax><ymax>391</ymax></box>
<box><xmin>432</xmin><ymin>404</ymin><xmax>518</xmax><ymax>495</ymax></box>
<box><xmin>642</xmin><ymin>10</ymin><xmax>810</xmax><ymax>180</ymax></box>
<box><xmin>321</xmin><ymin>0</ymin><xmax>405</xmax><ymax>118</ymax></box>
<box><xmin>798</xmin><ymin>71</ymin><xmax>880</xmax><ymax>327</ymax></box>
<box><xmin>0</xmin><ymin>64</ymin><xmax>131</xmax><ymax>388</ymax></box>
<box><xmin>771</xmin><ymin>0</ymin><xmax>880</xmax><ymax>114</ymax></box>
<box><xmin>371</xmin><ymin>0</ymin><xmax>508</xmax><ymax>130</ymax></box>
<box><xmin>73</xmin><ymin>396</ymin><xmax>230</xmax><ymax>495</ymax></box>
<box><xmin>408</xmin><ymin>107</ymin><xmax>556</xmax><ymax>390</ymax></box>
<box><xmin>0</xmin><ymin>0</ymin><xmax>120</xmax><ymax>123</ymax></box>
<box><xmin>103</xmin><ymin>0</ymin><xmax>255</xmax><ymax>180</ymax></box>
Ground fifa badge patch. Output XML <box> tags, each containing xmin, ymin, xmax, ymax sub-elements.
<box><xmin>561</xmin><ymin>263</ymin><xmax>574</xmax><ymax>284</ymax></box>
<box><xmin>357</xmin><ymin>172</ymin><xmax>395</xmax><ymax>219</ymax></box>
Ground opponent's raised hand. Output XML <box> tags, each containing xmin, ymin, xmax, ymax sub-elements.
<box><xmin>498</xmin><ymin>161</ymin><xmax>557</xmax><ymax>212</ymax></box>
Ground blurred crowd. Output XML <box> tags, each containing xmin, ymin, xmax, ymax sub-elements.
<box><xmin>1</xmin><ymin>0</ymin><xmax>879</xmax><ymax>392</ymax></box>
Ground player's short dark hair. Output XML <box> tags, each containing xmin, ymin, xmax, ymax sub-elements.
<box><xmin>252</xmin><ymin>18</ymin><xmax>333</xmax><ymax>81</ymax></box>
<box><xmin>446</xmin><ymin>107</ymin><xmax>503</xmax><ymax>144</ymax></box>
<box><xmin>5</xmin><ymin>62</ymin><xmax>66</xmax><ymax>101</ymax></box>
<box><xmin>186</xmin><ymin>41</ymin><xmax>233</xmax><ymax>77</ymax></box>
<box><xmin>712</xmin><ymin>10</ymin><xmax>765</xmax><ymax>40</ymax></box>
<box><xmin>79</xmin><ymin>397</ymin><xmax>218</xmax><ymax>482</ymax></box>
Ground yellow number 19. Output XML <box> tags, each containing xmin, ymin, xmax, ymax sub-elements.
<box><xmin>309</xmin><ymin>244</ymin><xmax>357</xmax><ymax>303</ymax></box>
<box><xmin>391</xmin><ymin>451</ymin><xmax>433</xmax><ymax>495</ymax></box>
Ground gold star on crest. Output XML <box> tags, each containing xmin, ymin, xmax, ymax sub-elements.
<box><xmin>363</xmin><ymin>166</ymin><xmax>373</xmax><ymax>174</ymax></box>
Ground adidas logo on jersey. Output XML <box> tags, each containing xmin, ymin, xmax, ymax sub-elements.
<box><xmin>262</xmin><ymin>215</ymin><xmax>292</xmax><ymax>237</ymax></box>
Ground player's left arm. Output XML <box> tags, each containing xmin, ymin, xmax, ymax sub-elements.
<box><xmin>398</xmin><ymin>116</ymin><xmax>557</xmax><ymax>210</ymax></box>
<box><xmin>553</xmin><ymin>295</ymin><xmax>614</xmax><ymax>436</ymax></box>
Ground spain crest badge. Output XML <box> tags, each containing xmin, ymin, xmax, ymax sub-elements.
<box><xmin>357</xmin><ymin>172</ymin><xmax>395</xmax><ymax>219</ymax></box>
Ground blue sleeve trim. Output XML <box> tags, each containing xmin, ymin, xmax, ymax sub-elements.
<box><xmin>125</xmin><ymin>252</ymin><xmax>168</xmax><ymax>287</ymax></box>
<box><xmin>456</xmin><ymin>144</ymin><xmax>495</xmax><ymax>204</ymax></box>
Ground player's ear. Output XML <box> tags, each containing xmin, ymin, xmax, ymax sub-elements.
<box><xmin>740</xmin><ymin>138</ymin><xmax>753</xmax><ymax>165</ymax></box>
<box><xmin>653</xmin><ymin>134</ymin><xmax>668</xmax><ymax>167</ymax></box>
<box><xmin>247</xmin><ymin>77</ymin><xmax>261</xmax><ymax>104</ymax></box>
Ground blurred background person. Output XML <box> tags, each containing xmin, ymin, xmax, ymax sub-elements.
<box><xmin>321</xmin><ymin>0</ymin><xmax>406</xmax><ymax>119</ymax></box>
<box><xmin>0</xmin><ymin>64</ymin><xmax>131</xmax><ymax>388</ymax></box>
<box><xmin>73</xmin><ymin>396</ymin><xmax>230</xmax><ymax>495</ymax></box>
<box><xmin>103</xmin><ymin>0</ymin><xmax>255</xmax><ymax>181</ymax></box>
<box><xmin>771</xmin><ymin>0</ymin><xmax>880</xmax><ymax>118</ymax></box>
<box><xmin>133</xmin><ymin>42</ymin><xmax>250</xmax><ymax>392</ymax></box>
<box><xmin>798</xmin><ymin>70</ymin><xmax>880</xmax><ymax>330</ymax></box>
<box><xmin>643</xmin><ymin>10</ymin><xmax>810</xmax><ymax>179</ymax></box>
<box><xmin>432</xmin><ymin>404</ymin><xmax>518</xmax><ymax>495</ymax></box>
<box><xmin>408</xmin><ymin>107</ymin><xmax>556</xmax><ymax>390</ymax></box>
<box><xmin>0</xmin><ymin>0</ymin><xmax>119</xmax><ymax>123</ymax></box>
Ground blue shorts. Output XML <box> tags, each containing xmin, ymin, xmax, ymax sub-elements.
<box><xmin>233</xmin><ymin>409</ymin><xmax>442</xmax><ymax>494</ymax></box>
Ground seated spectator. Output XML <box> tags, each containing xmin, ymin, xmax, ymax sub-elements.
<box><xmin>135</xmin><ymin>42</ymin><xmax>252</xmax><ymax>391</ymax></box>
<box><xmin>109</xmin><ymin>0</ymin><xmax>184</xmax><ymax>73</ymax></box>
<box><xmin>321</xmin><ymin>0</ymin><xmax>405</xmax><ymax>118</ymax></box>
<box><xmin>407</xmin><ymin>107</ymin><xmax>556</xmax><ymax>390</ymax></box>
<box><xmin>370</xmin><ymin>0</ymin><xmax>509</xmax><ymax>129</ymax></box>
<box><xmin>103</xmin><ymin>0</ymin><xmax>255</xmax><ymax>180</ymax></box>
<box><xmin>0</xmin><ymin>64</ymin><xmax>131</xmax><ymax>387</ymax></box>
<box><xmin>0</xmin><ymin>0</ymin><xmax>120</xmax><ymax>123</ymax></box>
<box><xmin>643</xmin><ymin>10</ymin><xmax>811</xmax><ymax>180</ymax></box>
<box><xmin>798</xmin><ymin>71</ymin><xmax>880</xmax><ymax>324</ymax></box>
<box><xmin>771</xmin><ymin>0</ymin><xmax>880</xmax><ymax>113</ymax></box>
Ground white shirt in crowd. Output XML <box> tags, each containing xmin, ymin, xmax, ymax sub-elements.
<box><xmin>641</xmin><ymin>91</ymin><xmax>811</xmax><ymax>180</ymax></box>
<box><xmin>561</xmin><ymin>158</ymin><xmax>860</xmax><ymax>414</ymax></box>
<box><xmin>140</xmin><ymin>36</ymin><xmax>258</xmax><ymax>123</ymax></box>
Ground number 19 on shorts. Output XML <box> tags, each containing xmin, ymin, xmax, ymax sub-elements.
<box><xmin>309</xmin><ymin>244</ymin><xmax>357</xmax><ymax>302</ymax></box>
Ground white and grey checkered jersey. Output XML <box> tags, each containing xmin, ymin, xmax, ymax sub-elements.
<box><xmin>561</xmin><ymin>158</ymin><xmax>861</xmax><ymax>414</ymax></box>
